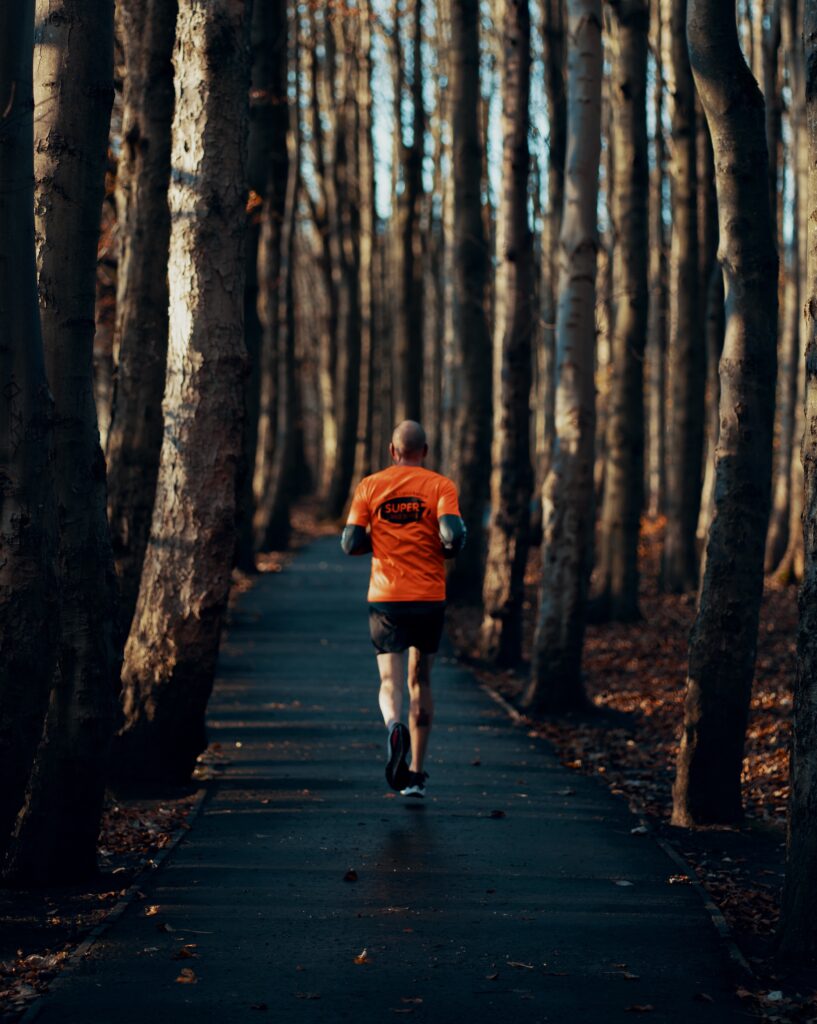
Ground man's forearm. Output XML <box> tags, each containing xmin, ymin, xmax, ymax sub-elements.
<box><xmin>439</xmin><ymin>514</ymin><xmax>466</xmax><ymax>558</ymax></box>
<box><xmin>341</xmin><ymin>524</ymin><xmax>372</xmax><ymax>556</ymax></box>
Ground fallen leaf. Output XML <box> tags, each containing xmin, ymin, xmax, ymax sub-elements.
<box><xmin>172</xmin><ymin>944</ymin><xmax>198</xmax><ymax>960</ymax></box>
<box><xmin>615</xmin><ymin>880</ymin><xmax>634</xmax><ymax>887</ymax></box>
<box><xmin>765</xmin><ymin>991</ymin><xmax>784</xmax><ymax>1003</ymax></box>
<box><xmin>489</xmin><ymin>809</ymin><xmax>506</xmax><ymax>819</ymax></box>
<box><xmin>175</xmin><ymin>968</ymin><xmax>197</xmax><ymax>985</ymax></box>
<box><xmin>735</xmin><ymin>987</ymin><xmax>754</xmax><ymax>1000</ymax></box>
<box><xmin>402</xmin><ymin>997</ymin><xmax>423</xmax><ymax>1004</ymax></box>
<box><xmin>630</xmin><ymin>826</ymin><xmax>649</xmax><ymax>835</ymax></box>
<box><xmin>486</xmin><ymin>973</ymin><xmax>499</xmax><ymax>981</ymax></box>
<box><xmin>507</xmin><ymin>961</ymin><xmax>534</xmax><ymax>970</ymax></box>
<box><xmin>344</xmin><ymin>869</ymin><xmax>358</xmax><ymax>882</ymax></box>
<box><xmin>667</xmin><ymin>875</ymin><xmax>689</xmax><ymax>885</ymax></box>
<box><xmin>694</xmin><ymin>993</ymin><xmax>714</xmax><ymax>1003</ymax></box>
<box><xmin>156</xmin><ymin>922</ymin><xmax>173</xmax><ymax>933</ymax></box>
<box><xmin>354</xmin><ymin>949</ymin><xmax>370</xmax><ymax>965</ymax></box>
<box><xmin>295</xmin><ymin>993</ymin><xmax>321</xmax><ymax>1000</ymax></box>
<box><xmin>145</xmin><ymin>905</ymin><xmax>160</xmax><ymax>917</ymax></box>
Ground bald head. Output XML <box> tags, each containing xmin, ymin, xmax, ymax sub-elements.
<box><xmin>390</xmin><ymin>420</ymin><xmax>428</xmax><ymax>464</ymax></box>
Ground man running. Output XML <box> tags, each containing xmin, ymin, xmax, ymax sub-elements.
<box><xmin>341</xmin><ymin>421</ymin><xmax>466</xmax><ymax>799</ymax></box>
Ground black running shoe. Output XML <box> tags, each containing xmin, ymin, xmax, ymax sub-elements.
<box><xmin>385</xmin><ymin>722</ymin><xmax>411</xmax><ymax>791</ymax></box>
<box><xmin>400</xmin><ymin>770</ymin><xmax>428</xmax><ymax>799</ymax></box>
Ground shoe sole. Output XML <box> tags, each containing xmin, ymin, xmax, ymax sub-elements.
<box><xmin>400</xmin><ymin>787</ymin><xmax>425</xmax><ymax>799</ymax></box>
<box><xmin>385</xmin><ymin>724</ymin><xmax>411</xmax><ymax>791</ymax></box>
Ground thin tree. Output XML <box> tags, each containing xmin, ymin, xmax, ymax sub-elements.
<box><xmin>779</xmin><ymin>0</ymin><xmax>817</xmax><ymax>954</ymax></box>
<box><xmin>645</xmin><ymin>0</ymin><xmax>667</xmax><ymax>518</ymax></box>
<box><xmin>114</xmin><ymin>0</ymin><xmax>251</xmax><ymax>784</ymax></box>
<box><xmin>595</xmin><ymin>0</ymin><xmax>649</xmax><ymax>622</ymax></box>
<box><xmin>445</xmin><ymin>0</ymin><xmax>493</xmax><ymax>600</ymax></box>
<box><xmin>5</xmin><ymin>0</ymin><xmax>119</xmax><ymax>884</ymax></box>
<box><xmin>392</xmin><ymin>0</ymin><xmax>426</xmax><ymax>423</ymax></box>
<box><xmin>660</xmin><ymin>0</ymin><xmax>703</xmax><ymax>593</ymax></box>
<box><xmin>672</xmin><ymin>0</ymin><xmax>777</xmax><ymax>827</ymax></box>
<box><xmin>480</xmin><ymin>0</ymin><xmax>534</xmax><ymax>663</ymax></box>
<box><xmin>524</xmin><ymin>0</ymin><xmax>603</xmax><ymax>710</ymax></box>
<box><xmin>0</xmin><ymin>0</ymin><xmax>60</xmax><ymax>858</ymax></box>
<box><xmin>106</xmin><ymin>0</ymin><xmax>177</xmax><ymax>629</ymax></box>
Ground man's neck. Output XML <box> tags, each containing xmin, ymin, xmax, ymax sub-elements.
<box><xmin>392</xmin><ymin>458</ymin><xmax>424</xmax><ymax>468</ymax></box>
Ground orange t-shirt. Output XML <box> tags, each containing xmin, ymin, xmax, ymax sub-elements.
<box><xmin>346</xmin><ymin>465</ymin><xmax>461</xmax><ymax>602</ymax></box>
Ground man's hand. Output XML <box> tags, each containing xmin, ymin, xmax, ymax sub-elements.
<box><xmin>341</xmin><ymin>524</ymin><xmax>372</xmax><ymax>556</ymax></box>
<box><xmin>439</xmin><ymin>514</ymin><xmax>466</xmax><ymax>559</ymax></box>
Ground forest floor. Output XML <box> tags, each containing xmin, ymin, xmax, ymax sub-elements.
<box><xmin>448</xmin><ymin>516</ymin><xmax>814</xmax><ymax>1022</ymax></box>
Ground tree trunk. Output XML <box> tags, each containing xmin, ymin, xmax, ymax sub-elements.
<box><xmin>236</xmin><ymin>0</ymin><xmax>288</xmax><ymax>570</ymax></box>
<box><xmin>351</xmin><ymin>0</ymin><xmax>377</xmax><ymax>490</ymax></box>
<box><xmin>645</xmin><ymin>0</ymin><xmax>667</xmax><ymax>518</ymax></box>
<box><xmin>524</xmin><ymin>0</ymin><xmax>602</xmax><ymax>710</ymax></box>
<box><xmin>255</xmin><ymin>24</ymin><xmax>301</xmax><ymax>551</ymax></box>
<box><xmin>779</xmin><ymin>0</ymin><xmax>817</xmax><ymax>956</ymax></box>
<box><xmin>392</xmin><ymin>0</ymin><xmax>425</xmax><ymax>424</ymax></box>
<box><xmin>0</xmin><ymin>0</ymin><xmax>60</xmax><ymax>858</ymax></box>
<box><xmin>776</xmin><ymin>0</ymin><xmax>807</xmax><ymax>584</ymax></box>
<box><xmin>661</xmin><ymin>0</ymin><xmax>704</xmax><ymax>593</ymax></box>
<box><xmin>694</xmin><ymin>111</ymin><xmax>721</xmax><ymax>549</ymax></box>
<box><xmin>445</xmin><ymin>0</ymin><xmax>493</xmax><ymax>601</ymax></box>
<box><xmin>5</xmin><ymin>0</ymin><xmax>118</xmax><ymax>885</ymax></box>
<box><xmin>113</xmin><ymin>0</ymin><xmax>250</xmax><ymax>785</ymax></box>
<box><xmin>106</xmin><ymin>0</ymin><xmax>176</xmax><ymax>631</ymax></box>
<box><xmin>596</xmin><ymin>0</ymin><xmax>649</xmax><ymax>622</ymax></box>
<box><xmin>671</xmin><ymin>0</ymin><xmax>777</xmax><ymax>827</ymax></box>
<box><xmin>480</xmin><ymin>0</ymin><xmax>534</xmax><ymax>664</ymax></box>
<box><xmin>539</xmin><ymin>0</ymin><xmax>566</xmax><ymax>505</ymax></box>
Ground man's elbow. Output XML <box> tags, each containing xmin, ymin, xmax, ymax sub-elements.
<box><xmin>341</xmin><ymin>525</ymin><xmax>371</xmax><ymax>556</ymax></box>
<box><xmin>440</xmin><ymin>515</ymin><xmax>466</xmax><ymax>558</ymax></box>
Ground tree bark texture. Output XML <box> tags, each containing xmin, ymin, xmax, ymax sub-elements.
<box><xmin>114</xmin><ymin>0</ymin><xmax>250</xmax><ymax>785</ymax></box>
<box><xmin>661</xmin><ymin>0</ymin><xmax>704</xmax><ymax>593</ymax></box>
<box><xmin>480</xmin><ymin>0</ymin><xmax>534</xmax><ymax>664</ymax></box>
<box><xmin>672</xmin><ymin>0</ymin><xmax>778</xmax><ymax>827</ymax></box>
<box><xmin>445</xmin><ymin>0</ymin><xmax>493</xmax><ymax>601</ymax></box>
<box><xmin>779</xmin><ymin>1</ymin><xmax>817</xmax><ymax>956</ymax></box>
<box><xmin>392</xmin><ymin>0</ymin><xmax>425</xmax><ymax>424</ymax></box>
<box><xmin>524</xmin><ymin>0</ymin><xmax>602</xmax><ymax>710</ymax></box>
<box><xmin>596</xmin><ymin>0</ymin><xmax>649</xmax><ymax>622</ymax></box>
<box><xmin>106</xmin><ymin>0</ymin><xmax>176</xmax><ymax>631</ymax></box>
<box><xmin>0</xmin><ymin>0</ymin><xmax>60</xmax><ymax>858</ymax></box>
<box><xmin>6</xmin><ymin>0</ymin><xmax>119</xmax><ymax>884</ymax></box>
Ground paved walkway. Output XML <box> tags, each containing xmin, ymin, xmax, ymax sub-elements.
<box><xmin>33</xmin><ymin>538</ymin><xmax>747</xmax><ymax>1023</ymax></box>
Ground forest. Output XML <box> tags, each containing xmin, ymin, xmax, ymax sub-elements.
<box><xmin>3</xmin><ymin>0</ymin><xmax>817</xmax><ymax>1016</ymax></box>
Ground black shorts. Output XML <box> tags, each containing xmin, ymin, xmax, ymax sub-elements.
<box><xmin>368</xmin><ymin>601</ymin><xmax>446</xmax><ymax>655</ymax></box>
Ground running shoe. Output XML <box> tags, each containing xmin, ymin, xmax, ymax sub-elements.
<box><xmin>400</xmin><ymin>770</ymin><xmax>428</xmax><ymax>799</ymax></box>
<box><xmin>385</xmin><ymin>722</ymin><xmax>412</xmax><ymax>791</ymax></box>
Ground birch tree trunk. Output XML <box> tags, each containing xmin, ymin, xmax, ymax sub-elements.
<box><xmin>480</xmin><ymin>0</ymin><xmax>534</xmax><ymax>663</ymax></box>
<box><xmin>0</xmin><ymin>0</ymin><xmax>60</xmax><ymax>858</ymax></box>
<box><xmin>672</xmin><ymin>0</ymin><xmax>777</xmax><ymax>827</ymax></box>
<box><xmin>114</xmin><ymin>0</ymin><xmax>250</xmax><ymax>785</ymax></box>
<box><xmin>446</xmin><ymin>0</ymin><xmax>493</xmax><ymax>600</ymax></box>
<box><xmin>524</xmin><ymin>0</ymin><xmax>602</xmax><ymax>710</ymax></box>
<box><xmin>779</xmin><ymin>1</ymin><xmax>817</xmax><ymax>955</ymax></box>
<box><xmin>5</xmin><ymin>0</ymin><xmax>119</xmax><ymax>884</ymax></box>
<box><xmin>106</xmin><ymin>0</ymin><xmax>176</xmax><ymax>629</ymax></box>
<box><xmin>661</xmin><ymin>0</ymin><xmax>703</xmax><ymax>593</ymax></box>
<box><xmin>596</xmin><ymin>0</ymin><xmax>649</xmax><ymax>622</ymax></box>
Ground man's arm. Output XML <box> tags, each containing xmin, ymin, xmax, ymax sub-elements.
<box><xmin>341</xmin><ymin>524</ymin><xmax>372</xmax><ymax>556</ymax></box>
<box><xmin>439</xmin><ymin>514</ymin><xmax>466</xmax><ymax>559</ymax></box>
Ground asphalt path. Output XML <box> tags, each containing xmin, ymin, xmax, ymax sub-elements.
<box><xmin>32</xmin><ymin>537</ymin><xmax>748</xmax><ymax>1023</ymax></box>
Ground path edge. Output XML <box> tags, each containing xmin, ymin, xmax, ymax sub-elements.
<box><xmin>17</xmin><ymin>786</ymin><xmax>210</xmax><ymax>1024</ymax></box>
<box><xmin>477</xmin><ymin>680</ymin><xmax>754</xmax><ymax>981</ymax></box>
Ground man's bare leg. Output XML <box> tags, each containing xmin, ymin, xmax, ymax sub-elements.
<box><xmin>407</xmin><ymin>649</ymin><xmax>434</xmax><ymax>773</ymax></box>
<box><xmin>376</xmin><ymin>653</ymin><xmax>405</xmax><ymax>727</ymax></box>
